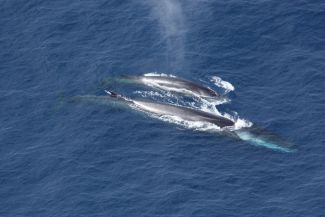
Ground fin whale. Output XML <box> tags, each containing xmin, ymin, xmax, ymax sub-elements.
<box><xmin>104</xmin><ymin>90</ymin><xmax>234</xmax><ymax>128</ymax></box>
<box><xmin>110</xmin><ymin>90</ymin><xmax>295</xmax><ymax>152</ymax></box>
<box><xmin>113</xmin><ymin>75</ymin><xmax>219</xmax><ymax>99</ymax></box>
<box><xmin>73</xmin><ymin>91</ymin><xmax>295</xmax><ymax>152</ymax></box>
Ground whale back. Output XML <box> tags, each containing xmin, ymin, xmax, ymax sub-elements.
<box><xmin>123</xmin><ymin>75</ymin><xmax>219</xmax><ymax>98</ymax></box>
<box><xmin>132</xmin><ymin>99</ymin><xmax>234</xmax><ymax>128</ymax></box>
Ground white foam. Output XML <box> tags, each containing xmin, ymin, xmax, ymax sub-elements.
<box><xmin>134</xmin><ymin>90</ymin><xmax>168</xmax><ymax>98</ymax></box>
<box><xmin>151</xmin><ymin>114</ymin><xmax>223</xmax><ymax>133</ymax></box>
<box><xmin>210</xmin><ymin>76</ymin><xmax>235</xmax><ymax>93</ymax></box>
<box><xmin>143</xmin><ymin>72</ymin><xmax>176</xmax><ymax>77</ymax></box>
<box><xmin>196</xmin><ymin>99</ymin><xmax>252</xmax><ymax>131</ymax></box>
<box><xmin>134</xmin><ymin>90</ymin><xmax>177</xmax><ymax>104</ymax></box>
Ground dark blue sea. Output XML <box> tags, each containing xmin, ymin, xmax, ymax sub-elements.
<box><xmin>1</xmin><ymin>0</ymin><xmax>325</xmax><ymax>216</ymax></box>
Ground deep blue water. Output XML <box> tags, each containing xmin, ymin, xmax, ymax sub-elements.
<box><xmin>1</xmin><ymin>0</ymin><xmax>325</xmax><ymax>216</ymax></box>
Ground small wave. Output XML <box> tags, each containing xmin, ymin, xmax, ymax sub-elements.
<box><xmin>133</xmin><ymin>90</ymin><xmax>178</xmax><ymax>104</ymax></box>
<box><xmin>227</xmin><ymin>115</ymin><xmax>253</xmax><ymax>131</ymax></box>
<box><xmin>134</xmin><ymin>90</ymin><xmax>170</xmax><ymax>98</ymax></box>
<box><xmin>150</xmin><ymin>113</ymin><xmax>223</xmax><ymax>132</ymax></box>
<box><xmin>210</xmin><ymin>76</ymin><xmax>235</xmax><ymax>93</ymax></box>
<box><xmin>143</xmin><ymin>72</ymin><xmax>176</xmax><ymax>77</ymax></box>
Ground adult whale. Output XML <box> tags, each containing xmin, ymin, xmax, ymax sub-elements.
<box><xmin>104</xmin><ymin>90</ymin><xmax>233</xmax><ymax>128</ymax></box>
<box><xmin>111</xmin><ymin>75</ymin><xmax>220</xmax><ymax>100</ymax></box>
<box><xmin>72</xmin><ymin>91</ymin><xmax>295</xmax><ymax>152</ymax></box>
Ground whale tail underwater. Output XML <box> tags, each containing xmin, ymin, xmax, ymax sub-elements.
<box><xmin>233</xmin><ymin>127</ymin><xmax>296</xmax><ymax>153</ymax></box>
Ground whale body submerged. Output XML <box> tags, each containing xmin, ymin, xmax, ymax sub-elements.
<box><xmin>114</xmin><ymin>75</ymin><xmax>219</xmax><ymax>99</ymax></box>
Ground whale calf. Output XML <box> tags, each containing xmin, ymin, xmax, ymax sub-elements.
<box><xmin>112</xmin><ymin>75</ymin><xmax>220</xmax><ymax>100</ymax></box>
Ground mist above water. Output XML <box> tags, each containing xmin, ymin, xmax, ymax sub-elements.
<box><xmin>144</xmin><ymin>0</ymin><xmax>187</xmax><ymax>69</ymax></box>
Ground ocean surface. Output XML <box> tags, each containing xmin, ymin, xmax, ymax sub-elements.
<box><xmin>1</xmin><ymin>0</ymin><xmax>325</xmax><ymax>216</ymax></box>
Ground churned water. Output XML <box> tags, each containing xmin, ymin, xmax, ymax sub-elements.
<box><xmin>1</xmin><ymin>0</ymin><xmax>325</xmax><ymax>216</ymax></box>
